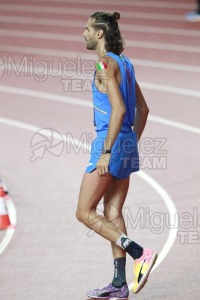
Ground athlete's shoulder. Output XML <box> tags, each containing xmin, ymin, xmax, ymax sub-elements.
<box><xmin>95</xmin><ymin>56</ymin><xmax>119</xmax><ymax>75</ymax></box>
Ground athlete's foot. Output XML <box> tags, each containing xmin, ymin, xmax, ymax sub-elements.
<box><xmin>133</xmin><ymin>248</ymin><xmax>158</xmax><ymax>294</ymax></box>
<box><xmin>86</xmin><ymin>282</ymin><xmax>129</xmax><ymax>299</ymax></box>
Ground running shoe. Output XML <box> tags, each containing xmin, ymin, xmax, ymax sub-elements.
<box><xmin>86</xmin><ymin>282</ymin><xmax>129</xmax><ymax>299</ymax></box>
<box><xmin>133</xmin><ymin>248</ymin><xmax>158</xmax><ymax>294</ymax></box>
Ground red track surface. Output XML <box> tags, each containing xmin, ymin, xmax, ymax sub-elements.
<box><xmin>0</xmin><ymin>1</ymin><xmax>200</xmax><ymax>299</ymax></box>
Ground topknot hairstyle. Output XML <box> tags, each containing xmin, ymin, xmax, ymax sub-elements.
<box><xmin>112</xmin><ymin>11</ymin><xmax>120</xmax><ymax>21</ymax></box>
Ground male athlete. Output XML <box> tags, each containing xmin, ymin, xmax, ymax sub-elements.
<box><xmin>76</xmin><ymin>11</ymin><xmax>158</xmax><ymax>299</ymax></box>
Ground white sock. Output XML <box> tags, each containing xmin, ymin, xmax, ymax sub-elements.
<box><xmin>116</xmin><ymin>233</ymin><xmax>132</xmax><ymax>249</ymax></box>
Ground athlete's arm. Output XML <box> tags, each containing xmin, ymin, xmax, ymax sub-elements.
<box><xmin>96</xmin><ymin>58</ymin><xmax>126</xmax><ymax>176</ymax></box>
<box><xmin>104</xmin><ymin>61</ymin><xmax>126</xmax><ymax>150</ymax></box>
<box><xmin>133</xmin><ymin>80</ymin><xmax>149</xmax><ymax>141</ymax></box>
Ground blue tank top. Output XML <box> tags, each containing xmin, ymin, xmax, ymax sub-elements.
<box><xmin>92</xmin><ymin>52</ymin><xmax>136</xmax><ymax>133</ymax></box>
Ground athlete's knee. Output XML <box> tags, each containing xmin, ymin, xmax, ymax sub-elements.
<box><xmin>76</xmin><ymin>207</ymin><xmax>100</xmax><ymax>229</ymax></box>
<box><xmin>76</xmin><ymin>209</ymin><xmax>86</xmax><ymax>223</ymax></box>
<box><xmin>76</xmin><ymin>209</ymin><xmax>91</xmax><ymax>227</ymax></box>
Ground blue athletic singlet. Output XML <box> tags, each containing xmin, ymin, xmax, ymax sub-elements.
<box><xmin>85</xmin><ymin>52</ymin><xmax>139</xmax><ymax>178</ymax></box>
<box><xmin>93</xmin><ymin>52</ymin><xmax>136</xmax><ymax>133</ymax></box>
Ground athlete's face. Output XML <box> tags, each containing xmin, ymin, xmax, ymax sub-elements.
<box><xmin>82</xmin><ymin>18</ymin><xmax>98</xmax><ymax>50</ymax></box>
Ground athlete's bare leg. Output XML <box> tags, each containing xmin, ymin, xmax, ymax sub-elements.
<box><xmin>103</xmin><ymin>177</ymin><xmax>130</xmax><ymax>259</ymax></box>
<box><xmin>76</xmin><ymin>170</ymin><xmax>126</xmax><ymax>243</ymax></box>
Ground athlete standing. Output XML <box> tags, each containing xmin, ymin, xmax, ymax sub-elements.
<box><xmin>76</xmin><ymin>11</ymin><xmax>158</xmax><ymax>299</ymax></box>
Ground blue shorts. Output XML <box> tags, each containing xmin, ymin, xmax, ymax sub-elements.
<box><xmin>85</xmin><ymin>130</ymin><xmax>139</xmax><ymax>179</ymax></box>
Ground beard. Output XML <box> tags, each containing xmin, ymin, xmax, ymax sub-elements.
<box><xmin>85</xmin><ymin>38</ymin><xmax>97</xmax><ymax>50</ymax></box>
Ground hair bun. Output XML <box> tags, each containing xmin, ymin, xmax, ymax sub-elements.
<box><xmin>112</xmin><ymin>11</ymin><xmax>120</xmax><ymax>21</ymax></box>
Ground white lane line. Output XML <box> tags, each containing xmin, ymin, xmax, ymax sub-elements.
<box><xmin>30</xmin><ymin>0</ymin><xmax>194</xmax><ymax>10</ymax></box>
<box><xmin>1</xmin><ymin>16</ymin><xmax>199</xmax><ymax>37</ymax></box>
<box><xmin>1</xmin><ymin>46</ymin><xmax>200</xmax><ymax>74</ymax></box>
<box><xmin>126</xmin><ymin>40</ymin><xmax>200</xmax><ymax>53</ymax></box>
<box><xmin>0</xmin><ymin>85</ymin><xmax>92</xmax><ymax>107</ymax></box>
<box><xmin>0</xmin><ymin>117</ymin><xmax>178</xmax><ymax>274</ymax></box>
<box><xmin>129</xmin><ymin>170</ymin><xmax>178</xmax><ymax>290</ymax></box>
<box><xmin>120</xmin><ymin>24</ymin><xmax>200</xmax><ymax>38</ymax></box>
<box><xmin>140</xmin><ymin>82</ymin><xmax>200</xmax><ymax>98</ymax></box>
<box><xmin>1</xmin><ymin>73</ymin><xmax>200</xmax><ymax>100</ymax></box>
<box><xmin>0</xmin><ymin>4</ymin><xmax>186</xmax><ymax>22</ymax></box>
<box><xmin>0</xmin><ymin>44</ymin><xmax>76</xmax><ymax>58</ymax></box>
<box><xmin>1</xmin><ymin>29</ymin><xmax>200</xmax><ymax>53</ymax></box>
<box><xmin>0</xmin><ymin>85</ymin><xmax>200</xmax><ymax>134</ymax></box>
<box><xmin>2</xmin><ymin>59</ymin><xmax>200</xmax><ymax>77</ymax></box>
<box><xmin>133</xmin><ymin>59</ymin><xmax>200</xmax><ymax>73</ymax></box>
<box><xmin>148</xmin><ymin>116</ymin><xmax>200</xmax><ymax>135</ymax></box>
<box><xmin>2</xmin><ymin>59</ymin><xmax>200</xmax><ymax>76</ymax></box>
<box><xmin>0</xmin><ymin>195</ymin><xmax>17</xmax><ymax>256</ymax></box>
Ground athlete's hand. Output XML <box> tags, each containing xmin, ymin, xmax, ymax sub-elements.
<box><xmin>96</xmin><ymin>154</ymin><xmax>111</xmax><ymax>176</ymax></box>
